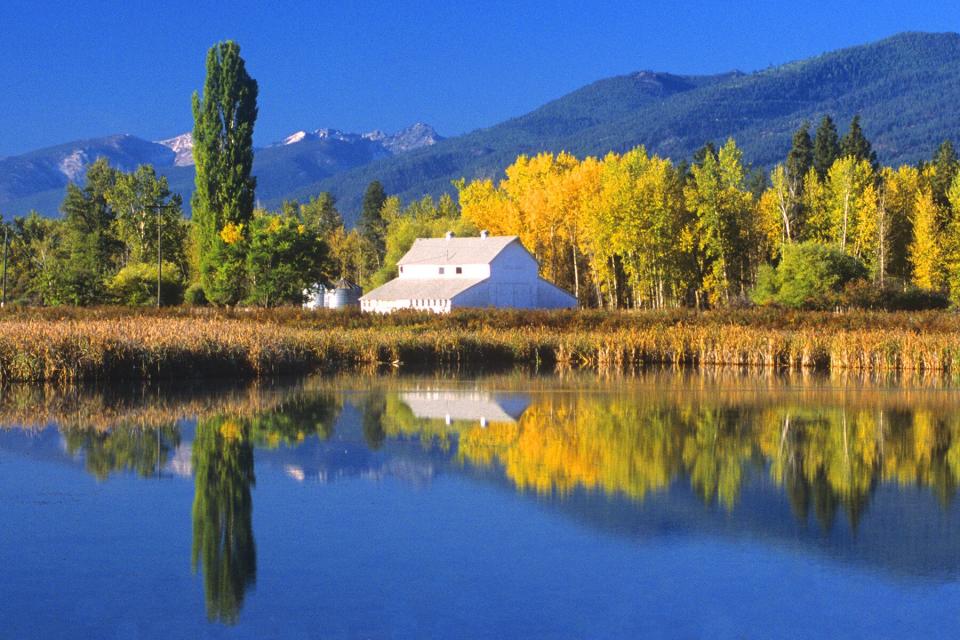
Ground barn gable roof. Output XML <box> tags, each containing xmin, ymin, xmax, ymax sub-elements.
<box><xmin>397</xmin><ymin>235</ymin><xmax>522</xmax><ymax>266</ymax></box>
<box><xmin>359</xmin><ymin>277</ymin><xmax>485</xmax><ymax>302</ymax></box>
<box><xmin>399</xmin><ymin>391</ymin><xmax>531</xmax><ymax>424</ymax></box>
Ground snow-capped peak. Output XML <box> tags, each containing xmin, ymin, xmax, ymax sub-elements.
<box><xmin>273</xmin><ymin>123</ymin><xmax>442</xmax><ymax>154</ymax></box>
<box><xmin>282</xmin><ymin>130</ymin><xmax>310</xmax><ymax>145</ymax></box>
<box><xmin>156</xmin><ymin>132</ymin><xmax>194</xmax><ymax>166</ymax></box>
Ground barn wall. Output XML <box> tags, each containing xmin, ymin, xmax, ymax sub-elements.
<box><xmin>536</xmin><ymin>279</ymin><xmax>578</xmax><ymax>309</ymax></box>
<box><xmin>486</xmin><ymin>243</ymin><xmax>539</xmax><ymax>284</ymax></box>
<box><xmin>452</xmin><ymin>283</ymin><xmax>490</xmax><ymax>308</ymax></box>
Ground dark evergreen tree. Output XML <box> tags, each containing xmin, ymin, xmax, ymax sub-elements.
<box><xmin>840</xmin><ymin>115</ymin><xmax>877</xmax><ymax>167</ymax></box>
<box><xmin>191</xmin><ymin>41</ymin><xmax>259</xmax><ymax>305</ymax></box>
<box><xmin>692</xmin><ymin>141</ymin><xmax>718</xmax><ymax>167</ymax></box>
<box><xmin>813</xmin><ymin>115</ymin><xmax>840</xmax><ymax>178</ymax></box>
<box><xmin>930</xmin><ymin>140</ymin><xmax>958</xmax><ymax>208</ymax></box>
<box><xmin>786</xmin><ymin>122</ymin><xmax>813</xmax><ymax>194</ymax></box>
<box><xmin>359</xmin><ymin>180</ymin><xmax>388</xmax><ymax>265</ymax></box>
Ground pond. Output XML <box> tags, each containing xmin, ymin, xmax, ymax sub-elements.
<box><xmin>2</xmin><ymin>371</ymin><xmax>960</xmax><ymax>638</ymax></box>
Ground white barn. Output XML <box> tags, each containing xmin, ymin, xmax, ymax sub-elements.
<box><xmin>400</xmin><ymin>390</ymin><xmax>532</xmax><ymax>427</ymax></box>
<box><xmin>359</xmin><ymin>232</ymin><xmax>577</xmax><ymax>313</ymax></box>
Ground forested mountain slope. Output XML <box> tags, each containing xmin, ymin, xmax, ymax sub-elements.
<box><xmin>300</xmin><ymin>32</ymin><xmax>960</xmax><ymax>222</ymax></box>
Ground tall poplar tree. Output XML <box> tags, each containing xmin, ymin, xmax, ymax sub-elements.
<box><xmin>813</xmin><ymin>116</ymin><xmax>840</xmax><ymax>179</ymax></box>
<box><xmin>191</xmin><ymin>41</ymin><xmax>258</xmax><ymax>305</ymax></box>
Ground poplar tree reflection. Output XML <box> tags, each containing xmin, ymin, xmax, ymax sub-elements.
<box><xmin>191</xmin><ymin>415</ymin><xmax>256</xmax><ymax>625</ymax></box>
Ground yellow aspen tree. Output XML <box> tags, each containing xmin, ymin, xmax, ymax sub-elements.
<box><xmin>458</xmin><ymin>178</ymin><xmax>515</xmax><ymax>235</ymax></box>
<box><xmin>801</xmin><ymin>167</ymin><xmax>830</xmax><ymax>242</ymax></box>
<box><xmin>878</xmin><ymin>166</ymin><xmax>920</xmax><ymax>281</ymax></box>
<box><xmin>758</xmin><ymin>165</ymin><xmax>792</xmax><ymax>257</ymax></box>
<box><xmin>583</xmin><ymin>151</ymin><xmax>626</xmax><ymax>307</ymax></box>
<box><xmin>562</xmin><ymin>156</ymin><xmax>603</xmax><ymax>304</ymax></box>
<box><xmin>825</xmin><ymin>157</ymin><xmax>874</xmax><ymax>253</ymax></box>
<box><xmin>910</xmin><ymin>188</ymin><xmax>945</xmax><ymax>291</ymax></box>
<box><xmin>685</xmin><ymin>139</ymin><xmax>755</xmax><ymax>305</ymax></box>
<box><xmin>945</xmin><ymin>172</ymin><xmax>960</xmax><ymax>303</ymax></box>
<box><xmin>851</xmin><ymin>181</ymin><xmax>880</xmax><ymax>269</ymax></box>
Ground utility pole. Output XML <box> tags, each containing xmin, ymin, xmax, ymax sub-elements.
<box><xmin>157</xmin><ymin>205</ymin><xmax>162</xmax><ymax>308</ymax></box>
<box><xmin>146</xmin><ymin>204</ymin><xmax>177</xmax><ymax>308</ymax></box>
<box><xmin>1</xmin><ymin>224</ymin><xmax>8</xmax><ymax>309</ymax></box>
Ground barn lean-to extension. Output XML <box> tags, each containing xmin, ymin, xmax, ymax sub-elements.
<box><xmin>360</xmin><ymin>231</ymin><xmax>577</xmax><ymax>313</ymax></box>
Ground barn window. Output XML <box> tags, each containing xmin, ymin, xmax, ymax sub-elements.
<box><xmin>439</xmin><ymin>267</ymin><xmax>445</xmax><ymax>275</ymax></box>
<box><xmin>456</xmin><ymin>267</ymin><xmax>462</xmax><ymax>274</ymax></box>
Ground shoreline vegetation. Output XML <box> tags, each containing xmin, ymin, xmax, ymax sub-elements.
<box><xmin>6</xmin><ymin>307</ymin><xmax>960</xmax><ymax>383</ymax></box>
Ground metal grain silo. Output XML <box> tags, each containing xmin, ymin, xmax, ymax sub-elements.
<box><xmin>328</xmin><ymin>278</ymin><xmax>362</xmax><ymax>309</ymax></box>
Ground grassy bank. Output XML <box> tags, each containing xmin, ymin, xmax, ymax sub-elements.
<box><xmin>4</xmin><ymin>307</ymin><xmax>960</xmax><ymax>382</ymax></box>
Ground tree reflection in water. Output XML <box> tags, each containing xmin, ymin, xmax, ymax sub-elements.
<box><xmin>191</xmin><ymin>415</ymin><xmax>256</xmax><ymax>625</ymax></box>
<box><xmin>381</xmin><ymin>389</ymin><xmax>960</xmax><ymax>533</ymax></box>
<box><xmin>23</xmin><ymin>375</ymin><xmax>960</xmax><ymax>615</ymax></box>
<box><xmin>63</xmin><ymin>423</ymin><xmax>180</xmax><ymax>480</ymax></box>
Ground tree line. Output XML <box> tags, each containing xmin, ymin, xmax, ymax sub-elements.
<box><xmin>3</xmin><ymin>41</ymin><xmax>960</xmax><ymax>310</ymax></box>
<box><xmin>454</xmin><ymin>115</ymin><xmax>960</xmax><ymax>309</ymax></box>
<box><xmin>0</xmin><ymin>42</ymin><xmax>392</xmax><ymax>308</ymax></box>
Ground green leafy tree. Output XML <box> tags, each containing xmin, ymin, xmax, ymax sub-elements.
<box><xmin>105</xmin><ymin>164</ymin><xmax>186</xmax><ymax>271</ymax></box>
<box><xmin>107</xmin><ymin>262</ymin><xmax>185</xmax><ymax>306</ymax></box>
<box><xmin>244</xmin><ymin>211</ymin><xmax>327</xmax><ymax>306</ymax></box>
<box><xmin>299</xmin><ymin>192</ymin><xmax>343</xmax><ymax>237</ymax></box>
<box><xmin>3</xmin><ymin>212</ymin><xmax>62</xmax><ymax>305</ymax></box>
<box><xmin>52</xmin><ymin>158</ymin><xmax>121</xmax><ymax>305</ymax></box>
<box><xmin>191</xmin><ymin>41</ymin><xmax>259</xmax><ymax>305</ymax></box>
<box><xmin>751</xmin><ymin>241</ymin><xmax>867</xmax><ymax>309</ymax></box>
<box><xmin>368</xmin><ymin>194</ymin><xmax>475</xmax><ymax>287</ymax></box>
<box><xmin>813</xmin><ymin>115</ymin><xmax>840</xmax><ymax>178</ymax></box>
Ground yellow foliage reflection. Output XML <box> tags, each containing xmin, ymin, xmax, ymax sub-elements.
<box><xmin>383</xmin><ymin>386</ymin><xmax>960</xmax><ymax>528</ymax></box>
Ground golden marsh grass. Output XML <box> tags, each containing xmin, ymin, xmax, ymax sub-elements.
<box><xmin>3</xmin><ymin>307</ymin><xmax>960</xmax><ymax>382</ymax></box>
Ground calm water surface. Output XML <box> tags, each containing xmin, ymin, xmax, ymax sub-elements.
<box><xmin>2</xmin><ymin>372</ymin><xmax>960</xmax><ymax>639</ymax></box>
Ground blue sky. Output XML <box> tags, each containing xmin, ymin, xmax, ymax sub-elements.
<box><xmin>0</xmin><ymin>0</ymin><xmax>958</xmax><ymax>157</ymax></box>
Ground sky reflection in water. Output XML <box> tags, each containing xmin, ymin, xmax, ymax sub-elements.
<box><xmin>2</xmin><ymin>372</ymin><xmax>960</xmax><ymax>639</ymax></box>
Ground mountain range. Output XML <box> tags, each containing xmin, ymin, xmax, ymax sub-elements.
<box><xmin>0</xmin><ymin>122</ymin><xmax>442</xmax><ymax>219</ymax></box>
<box><xmin>3</xmin><ymin>31</ymin><xmax>960</xmax><ymax>224</ymax></box>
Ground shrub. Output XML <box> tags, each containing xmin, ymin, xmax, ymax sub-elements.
<box><xmin>107</xmin><ymin>262</ymin><xmax>184</xmax><ymax>306</ymax></box>
<box><xmin>184</xmin><ymin>283</ymin><xmax>208</xmax><ymax>306</ymax></box>
<box><xmin>751</xmin><ymin>242</ymin><xmax>868</xmax><ymax>310</ymax></box>
<box><xmin>841</xmin><ymin>279</ymin><xmax>949</xmax><ymax>311</ymax></box>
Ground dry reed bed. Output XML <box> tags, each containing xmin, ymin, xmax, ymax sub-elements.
<box><xmin>3</xmin><ymin>313</ymin><xmax>960</xmax><ymax>382</ymax></box>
